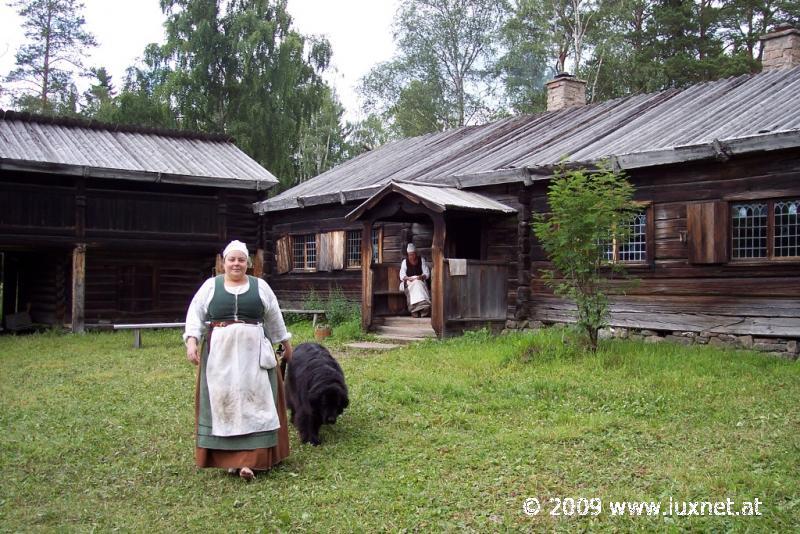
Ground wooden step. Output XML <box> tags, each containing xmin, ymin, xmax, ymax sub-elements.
<box><xmin>374</xmin><ymin>316</ymin><xmax>433</xmax><ymax>327</ymax></box>
<box><xmin>371</xmin><ymin>325</ymin><xmax>436</xmax><ymax>338</ymax></box>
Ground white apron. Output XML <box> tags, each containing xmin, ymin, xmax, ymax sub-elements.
<box><xmin>401</xmin><ymin>279</ymin><xmax>431</xmax><ymax>312</ymax></box>
<box><xmin>205</xmin><ymin>323</ymin><xmax>279</xmax><ymax>437</ymax></box>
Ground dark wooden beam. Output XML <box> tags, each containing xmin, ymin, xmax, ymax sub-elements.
<box><xmin>361</xmin><ymin>220</ymin><xmax>374</xmax><ymax>332</ymax></box>
<box><xmin>253</xmin><ymin>249</ymin><xmax>264</xmax><ymax>278</ymax></box>
<box><xmin>218</xmin><ymin>189</ymin><xmax>228</xmax><ymax>242</ymax></box>
<box><xmin>431</xmin><ymin>214</ymin><xmax>446</xmax><ymax>336</ymax></box>
<box><xmin>75</xmin><ymin>176</ymin><xmax>86</xmax><ymax>239</ymax></box>
<box><xmin>71</xmin><ymin>243</ymin><xmax>86</xmax><ymax>334</ymax></box>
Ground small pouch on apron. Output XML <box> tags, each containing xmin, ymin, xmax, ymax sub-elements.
<box><xmin>259</xmin><ymin>334</ymin><xmax>277</xmax><ymax>370</ymax></box>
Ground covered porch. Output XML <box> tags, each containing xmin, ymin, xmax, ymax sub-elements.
<box><xmin>345</xmin><ymin>181</ymin><xmax>516</xmax><ymax>338</ymax></box>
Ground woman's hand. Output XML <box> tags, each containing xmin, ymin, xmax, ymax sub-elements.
<box><xmin>281</xmin><ymin>340</ymin><xmax>293</xmax><ymax>363</ymax></box>
<box><xmin>186</xmin><ymin>337</ymin><xmax>200</xmax><ymax>366</ymax></box>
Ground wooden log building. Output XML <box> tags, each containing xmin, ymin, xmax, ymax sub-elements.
<box><xmin>256</xmin><ymin>26</ymin><xmax>800</xmax><ymax>341</ymax></box>
<box><xmin>0</xmin><ymin>111</ymin><xmax>276</xmax><ymax>331</ymax></box>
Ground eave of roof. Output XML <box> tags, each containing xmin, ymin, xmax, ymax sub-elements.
<box><xmin>345</xmin><ymin>181</ymin><xmax>517</xmax><ymax>221</ymax></box>
<box><xmin>255</xmin><ymin>130</ymin><xmax>800</xmax><ymax>213</ymax></box>
<box><xmin>0</xmin><ymin>158</ymin><xmax>276</xmax><ymax>190</ymax></box>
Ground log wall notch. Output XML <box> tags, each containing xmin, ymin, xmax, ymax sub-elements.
<box><xmin>516</xmin><ymin>186</ymin><xmax>532</xmax><ymax>321</ymax></box>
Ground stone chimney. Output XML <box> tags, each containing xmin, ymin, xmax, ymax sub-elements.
<box><xmin>760</xmin><ymin>24</ymin><xmax>800</xmax><ymax>71</ymax></box>
<box><xmin>545</xmin><ymin>73</ymin><xmax>586</xmax><ymax>112</ymax></box>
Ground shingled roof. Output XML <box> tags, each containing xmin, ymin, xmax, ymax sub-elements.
<box><xmin>0</xmin><ymin>110</ymin><xmax>278</xmax><ymax>189</ymax></box>
<box><xmin>258</xmin><ymin>66</ymin><xmax>800</xmax><ymax>213</ymax></box>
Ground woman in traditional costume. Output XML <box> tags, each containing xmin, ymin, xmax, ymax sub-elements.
<box><xmin>183</xmin><ymin>240</ymin><xmax>292</xmax><ymax>480</ymax></box>
<box><xmin>399</xmin><ymin>243</ymin><xmax>431</xmax><ymax>317</ymax></box>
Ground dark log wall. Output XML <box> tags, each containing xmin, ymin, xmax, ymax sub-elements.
<box><xmin>265</xmin><ymin>202</ymin><xmax>363</xmax><ymax>306</ymax></box>
<box><xmin>227</xmin><ymin>191</ymin><xmax>261</xmax><ymax>245</ymax></box>
<box><xmin>85</xmin><ymin>252</ymin><xmax>211</xmax><ymax>323</ymax></box>
<box><xmin>383</xmin><ymin>222</ymin><xmax>412</xmax><ymax>264</ymax></box>
<box><xmin>528</xmin><ymin>149</ymin><xmax>800</xmax><ymax>337</ymax></box>
<box><xmin>0</xmin><ymin>170</ymin><xmax>260</xmax><ymax>327</ymax></box>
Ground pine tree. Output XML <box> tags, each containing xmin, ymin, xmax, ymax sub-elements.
<box><xmin>4</xmin><ymin>0</ymin><xmax>97</xmax><ymax>114</ymax></box>
<box><xmin>81</xmin><ymin>67</ymin><xmax>115</xmax><ymax>118</ymax></box>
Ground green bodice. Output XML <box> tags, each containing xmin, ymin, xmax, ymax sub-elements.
<box><xmin>207</xmin><ymin>275</ymin><xmax>263</xmax><ymax>322</ymax></box>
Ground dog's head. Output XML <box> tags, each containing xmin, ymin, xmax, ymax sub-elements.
<box><xmin>313</xmin><ymin>385</ymin><xmax>349</xmax><ymax>425</ymax></box>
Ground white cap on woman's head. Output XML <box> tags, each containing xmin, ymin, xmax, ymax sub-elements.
<box><xmin>407</xmin><ymin>243</ymin><xmax>416</xmax><ymax>253</ymax></box>
<box><xmin>223</xmin><ymin>240</ymin><xmax>249</xmax><ymax>259</ymax></box>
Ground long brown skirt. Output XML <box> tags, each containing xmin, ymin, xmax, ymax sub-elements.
<box><xmin>194</xmin><ymin>365</ymin><xmax>290</xmax><ymax>471</ymax></box>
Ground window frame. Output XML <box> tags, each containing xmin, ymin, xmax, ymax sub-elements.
<box><xmin>602</xmin><ymin>202</ymin><xmax>654</xmax><ymax>267</ymax></box>
<box><xmin>729</xmin><ymin>196</ymin><xmax>800</xmax><ymax>263</ymax></box>
<box><xmin>345</xmin><ymin>229</ymin><xmax>362</xmax><ymax>269</ymax></box>
<box><xmin>344</xmin><ymin>226</ymin><xmax>383</xmax><ymax>270</ymax></box>
<box><xmin>372</xmin><ymin>225</ymin><xmax>383</xmax><ymax>264</ymax></box>
<box><xmin>291</xmin><ymin>233</ymin><xmax>317</xmax><ymax>272</ymax></box>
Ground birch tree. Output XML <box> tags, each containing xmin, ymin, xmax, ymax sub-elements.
<box><xmin>361</xmin><ymin>0</ymin><xmax>509</xmax><ymax>136</ymax></box>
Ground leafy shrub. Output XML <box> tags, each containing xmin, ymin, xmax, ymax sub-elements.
<box><xmin>532</xmin><ymin>163</ymin><xmax>638</xmax><ymax>351</ymax></box>
<box><xmin>324</xmin><ymin>286</ymin><xmax>358</xmax><ymax>326</ymax></box>
<box><xmin>302</xmin><ymin>288</ymin><xmax>325</xmax><ymax>312</ymax></box>
<box><xmin>303</xmin><ymin>286</ymin><xmax>359</xmax><ymax>327</ymax></box>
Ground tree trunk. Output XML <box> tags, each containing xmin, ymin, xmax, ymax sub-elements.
<box><xmin>41</xmin><ymin>4</ymin><xmax>54</xmax><ymax>109</ymax></box>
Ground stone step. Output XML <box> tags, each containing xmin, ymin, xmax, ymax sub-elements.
<box><xmin>345</xmin><ymin>341</ymin><xmax>401</xmax><ymax>351</ymax></box>
<box><xmin>373</xmin><ymin>334</ymin><xmax>431</xmax><ymax>344</ymax></box>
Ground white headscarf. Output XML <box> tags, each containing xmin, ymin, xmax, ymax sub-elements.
<box><xmin>222</xmin><ymin>240</ymin><xmax>249</xmax><ymax>259</ymax></box>
<box><xmin>407</xmin><ymin>243</ymin><xmax>417</xmax><ymax>253</ymax></box>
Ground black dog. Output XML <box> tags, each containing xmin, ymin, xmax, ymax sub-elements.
<box><xmin>285</xmin><ymin>343</ymin><xmax>349</xmax><ymax>446</ymax></box>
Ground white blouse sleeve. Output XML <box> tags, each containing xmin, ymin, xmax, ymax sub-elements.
<box><xmin>399</xmin><ymin>259</ymin><xmax>407</xmax><ymax>281</ymax></box>
<box><xmin>258</xmin><ymin>278</ymin><xmax>292</xmax><ymax>343</ymax></box>
<box><xmin>183</xmin><ymin>278</ymin><xmax>215</xmax><ymax>343</ymax></box>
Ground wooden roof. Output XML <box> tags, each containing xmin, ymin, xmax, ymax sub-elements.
<box><xmin>0</xmin><ymin>110</ymin><xmax>278</xmax><ymax>189</ymax></box>
<box><xmin>258</xmin><ymin>66</ymin><xmax>800</xmax><ymax>213</ymax></box>
<box><xmin>345</xmin><ymin>181</ymin><xmax>517</xmax><ymax>221</ymax></box>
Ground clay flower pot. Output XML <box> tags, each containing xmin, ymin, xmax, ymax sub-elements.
<box><xmin>314</xmin><ymin>324</ymin><xmax>332</xmax><ymax>341</ymax></box>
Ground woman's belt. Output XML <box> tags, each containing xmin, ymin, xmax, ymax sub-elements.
<box><xmin>210</xmin><ymin>320</ymin><xmax>261</xmax><ymax>328</ymax></box>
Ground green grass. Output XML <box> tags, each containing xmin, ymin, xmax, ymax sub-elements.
<box><xmin>1</xmin><ymin>326</ymin><xmax>798</xmax><ymax>532</ymax></box>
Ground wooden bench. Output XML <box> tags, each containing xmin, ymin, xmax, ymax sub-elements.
<box><xmin>114</xmin><ymin>308</ymin><xmax>324</xmax><ymax>349</ymax></box>
<box><xmin>280</xmin><ymin>309</ymin><xmax>326</xmax><ymax>328</ymax></box>
<box><xmin>114</xmin><ymin>322</ymin><xmax>185</xmax><ymax>348</ymax></box>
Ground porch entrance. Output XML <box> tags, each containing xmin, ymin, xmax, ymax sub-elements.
<box><xmin>345</xmin><ymin>181</ymin><xmax>516</xmax><ymax>338</ymax></box>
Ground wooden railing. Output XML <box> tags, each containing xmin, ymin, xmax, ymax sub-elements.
<box><xmin>443</xmin><ymin>260</ymin><xmax>507</xmax><ymax>321</ymax></box>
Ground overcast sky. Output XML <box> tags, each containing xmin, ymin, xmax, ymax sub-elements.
<box><xmin>0</xmin><ymin>0</ymin><xmax>399</xmax><ymax>120</ymax></box>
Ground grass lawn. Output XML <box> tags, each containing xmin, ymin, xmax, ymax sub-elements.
<box><xmin>1</xmin><ymin>324</ymin><xmax>798</xmax><ymax>532</ymax></box>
